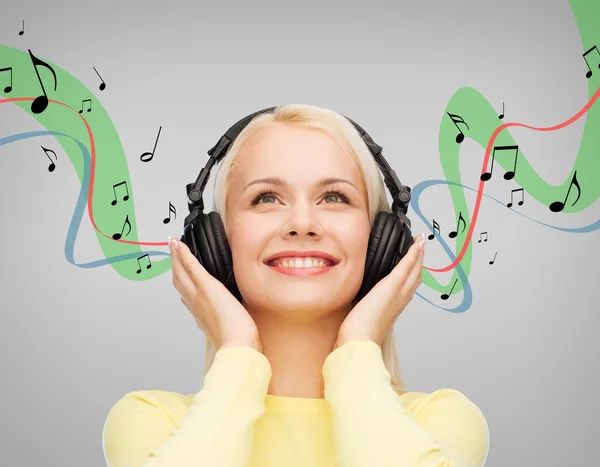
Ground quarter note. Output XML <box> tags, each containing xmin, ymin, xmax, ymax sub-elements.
<box><xmin>93</xmin><ymin>66</ymin><xmax>106</xmax><ymax>91</ymax></box>
<box><xmin>478</xmin><ymin>231</ymin><xmax>488</xmax><ymax>243</ymax></box>
<box><xmin>447</xmin><ymin>112</ymin><xmax>469</xmax><ymax>143</ymax></box>
<box><xmin>163</xmin><ymin>201</ymin><xmax>177</xmax><ymax>224</ymax></box>
<box><xmin>79</xmin><ymin>98</ymin><xmax>92</xmax><ymax>113</ymax></box>
<box><xmin>27</xmin><ymin>49</ymin><xmax>58</xmax><ymax>114</ymax></box>
<box><xmin>549</xmin><ymin>171</ymin><xmax>581</xmax><ymax>212</ymax></box>
<box><xmin>498</xmin><ymin>101</ymin><xmax>504</xmax><ymax>119</ymax></box>
<box><xmin>489</xmin><ymin>252</ymin><xmax>497</xmax><ymax>265</ymax></box>
<box><xmin>136</xmin><ymin>254</ymin><xmax>152</xmax><ymax>274</ymax></box>
<box><xmin>448</xmin><ymin>211</ymin><xmax>467</xmax><ymax>239</ymax></box>
<box><xmin>113</xmin><ymin>214</ymin><xmax>132</xmax><ymax>240</ymax></box>
<box><xmin>140</xmin><ymin>126</ymin><xmax>162</xmax><ymax>162</ymax></box>
<box><xmin>441</xmin><ymin>278</ymin><xmax>459</xmax><ymax>300</ymax></box>
<box><xmin>41</xmin><ymin>146</ymin><xmax>57</xmax><ymax>172</ymax></box>
<box><xmin>110</xmin><ymin>181</ymin><xmax>130</xmax><ymax>206</ymax></box>
<box><xmin>507</xmin><ymin>188</ymin><xmax>524</xmax><ymax>208</ymax></box>
<box><xmin>18</xmin><ymin>20</ymin><xmax>24</xmax><ymax>36</ymax></box>
<box><xmin>428</xmin><ymin>218</ymin><xmax>440</xmax><ymax>240</ymax></box>
<box><xmin>481</xmin><ymin>145</ymin><xmax>519</xmax><ymax>182</ymax></box>
<box><xmin>0</xmin><ymin>67</ymin><xmax>13</xmax><ymax>93</ymax></box>
<box><xmin>582</xmin><ymin>45</ymin><xmax>600</xmax><ymax>79</ymax></box>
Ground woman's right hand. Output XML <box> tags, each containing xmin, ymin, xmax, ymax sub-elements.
<box><xmin>169</xmin><ymin>236</ymin><xmax>262</xmax><ymax>353</ymax></box>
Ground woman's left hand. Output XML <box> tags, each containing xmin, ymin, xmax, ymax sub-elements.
<box><xmin>334</xmin><ymin>233</ymin><xmax>426</xmax><ymax>349</ymax></box>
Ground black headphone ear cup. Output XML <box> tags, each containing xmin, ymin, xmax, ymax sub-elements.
<box><xmin>199</xmin><ymin>212</ymin><xmax>229</xmax><ymax>284</ymax></box>
<box><xmin>373</xmin><ymin>213</ymin><xmax>403</xmax><ymax>282</ymax></box>
<box><xmin>203</xmin><ymin>211</ymin><xmax>243</xmax><ymax>303</ymax></box>
<box><xmin>355</xmin><ymin>211</ymin><xmax>388</xmax><ymax>303</ymax></box>
<box><xmin>354</xmin><ymin>211</ymin><xmax>413</xmax><ymax>304</ymax></box>
<box><xmin>367</xmin><ymin>212</ymin><xmax>398</xmax><ymax>283</ymax></box>
<box><xmin>363</xmin><ymin>211</ymin><xmax>388</xmax><ymax>278</ymax></box>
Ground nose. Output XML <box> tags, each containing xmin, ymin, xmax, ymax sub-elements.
<box><xmin>279</xmin><ymin>210</ymin><xmax>325</xmax><ymax>238</ymax></box>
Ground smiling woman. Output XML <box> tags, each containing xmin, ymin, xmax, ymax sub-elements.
<box><xmin>102</xmin><ymin>104</ymin><xmax>489</xmax><ymax>467</ymax></box>
<box><xmin>208</xmin><ymin>104</ymin><xmax>409</xmax><ymax>397</ymax></box>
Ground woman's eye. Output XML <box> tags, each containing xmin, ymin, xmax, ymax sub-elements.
<box><xmin>323</xmin><ymin>193</ymin><xmax>342</xmax><ymax>203</ymax></box>
<box><xmin>259</xmin><ymin>194</ymin><xmax>276</xmax><ymax>203</ymax></box>
<box><xmin>251</xmin><ymin>190</ymin><xmax>351</xmax><ymax>206</ymax></box>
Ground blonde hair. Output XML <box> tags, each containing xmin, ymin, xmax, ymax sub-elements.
<box><xmin>202</xmin><ymin>104</ymin><xmax>408</xmax><ymax>396</ymax></box>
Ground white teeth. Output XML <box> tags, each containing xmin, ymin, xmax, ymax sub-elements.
<box><xmin>270</xmin><ymin>257</ymin><xmax>332</xmax><ymax>268</ymax></box>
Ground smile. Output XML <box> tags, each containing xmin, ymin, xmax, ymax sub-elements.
<box><xmin>265</xmin><ymin>263</ymin><xmax>337</xmax><ymax>277</ymax></box>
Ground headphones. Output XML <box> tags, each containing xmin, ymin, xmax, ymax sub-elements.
<box><xmin>180</xmin><ymin>105</ymin><xmax>414</xmax><ymax>305</ymax></box>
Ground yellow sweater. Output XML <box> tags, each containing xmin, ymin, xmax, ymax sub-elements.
<box><xmin>102</xmin><ymin>340</ymin><xmax>489</xmax><ymax>466</ymax></box>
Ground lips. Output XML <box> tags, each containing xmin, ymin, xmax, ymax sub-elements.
<box><xmin>268</xmin><ymin>257</ymin><xmax>334</xmax><ymax>267</ymax></box>
<box><xmin>265</xmin><ymin>261</ymin><xmax>337</xmax><ymax>277</ymax></box>
<box><xmin>263</xmin><ymin>250</ymin><xmax>340</xmax><ymax>266</ymax></box>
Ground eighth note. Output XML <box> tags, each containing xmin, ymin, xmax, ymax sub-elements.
<box><xmin>111</xmin><ymin>181</ymin><xmax>130</xmax><ymax>206</ymax></box>
<box><xmin>478</xmin><ymin>231</ymin><xmax>488</xmax><ymax>243</ymax></box>
<box><xmin>136</xmin><ymin>254</ymin><xmax>152</xmax><ymax>274</ymax></box>
<box><xmin>93</xmin><ymin>67</ymin><xmax>106</xmax><ymax>91</ymax></box>
<box><xmin>448</xmin><ymin>211</ymin><xmax>467</xmax><ymax>239</ymax></box>
<box><xmin>549</xmin><ymin>170</ymin><xmax>581</xmax><ymax>212</ymax></box>
<box><xmin>140</xmin><ymin>126</ymin><xmax>162</xmax><ymax>162</ymax></box>
<box><xmin>41</xmin><ymin>145</ymin><xmax>57</xmax><ymax>172</ymax></box>
<box><xmin>507</xmin><ymin>188</ymin><xmax>524</xmax><ymax>208</ymax></box>
<box><xmin>113</xmin><ymin>214</ymin><xmax>132</xmax><ymax>240</ymax></box>
<box><xmin>28</xmin><ymin>49</ymin><xmax>58</xmax><ymax>114</ymax></box>
<box><xmin>583</xmin><ymin>45</ymin><xmax>600</xmax><ymax>79</ymax></box>
<box><xmin>0</xmin><ymin>67</ymin><xmax>13</xmax><ymax>93</ymax></box>
<box><xmin>481</xmin><ymin>145</ymin><xmax>519</xmax><ymax>182</ymax></box>
<box><xmin>163</xmin><ymin>201</ymin><xmax>177</xmax><ymax>224</ymax></box>
<box><xmin>79</xmin><ymin>98</ymin><xmax>92</xmax><ymax>113</ymax></box>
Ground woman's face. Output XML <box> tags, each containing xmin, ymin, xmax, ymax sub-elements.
<box><xmin>226</xmin><ymin>123</ymin><xmax>371</xmax><ymax>322</ymax></box>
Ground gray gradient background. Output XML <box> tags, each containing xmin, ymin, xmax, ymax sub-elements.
<box><xmin>0</xmin><ymin>0</ymin><xmax>598</xmax><ymax>466</ymax></box>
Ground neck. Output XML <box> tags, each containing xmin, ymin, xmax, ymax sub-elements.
<box><xmin>245</xmin><ymin>302</ymin><xmax>349</xmax><ymax>399</ymax></box>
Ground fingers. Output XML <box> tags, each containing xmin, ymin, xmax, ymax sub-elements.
<box><xmin>402</xmin><ymin>237</ymin><xmax>424</xmax><ymax>294</ymax></box>
<box><xmin>390</xmin><ymin>233</ymin><xmax>425</xmax><ymax>279</ymax></box>
<box><xmin>170</xmin><ymin>237</ymin><xmax>196</xmax><ymax>300</ymax></box>
<box><xmin>173</xmin><ymin>237</ymin><xmax>210</xmax><ymax>284</ymax></box>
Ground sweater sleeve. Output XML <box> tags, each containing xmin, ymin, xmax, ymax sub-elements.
<box><xmin>102</xmin><ymin>346</ymin><xmax>271</xmax><ymax>467</ymax></box>
<box><xmin>322</xmin><ymin>340</ymin><xmax>490</xmax><ymax>467</ymax></box>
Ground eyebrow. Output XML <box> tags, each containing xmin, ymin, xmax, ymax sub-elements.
<box><xmin>244</xmin><ymin>176</ymin><xmax>359</xmax><ymax>192</ymax></box>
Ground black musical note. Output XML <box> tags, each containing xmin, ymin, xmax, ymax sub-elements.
<box><xmin>110</xmin><ymin>181</ymin><xmax>130</xmax><ymax>206</ymax></box>
<box><xmin>136</xmin><ymin>254</ymin><xmax>152</xmax><ymax>274</ymax></box>
<box><xmin>498</xmin><ymin>102</ymin><xmax>505</xmax><ymax>120</ymax></box>
<box><xmin>113</xmin><ymin>214</ymin><xmax>132</xmax><ymax>240</ymax></box>
<box><xmin>441</xmin><ymin>278</ymin><xmax>459</xmax><ymax>300</ymax></box>
<box><xmin>163</xmin><ymin>201</ymin><xmax>177</xmax><ymax>224</ymax></box>
<box><xmin>489</xmin><ymin>252</ymin><xmax>497</xmax><ymax>265</ymax></box>
<box><xmin>507</xmin><ymin>188</ymin><xmax>524</xmax><ymax>208</ymax></box>
<box><xmin>478</xmin><ymin>231</ymin><xmax>488</xmax><ymax>243</ymax></box>
<box><xmin>140</xmin><ymin>126</ymin><xmax>162</xmax><ymax>162</ymax></box>
<box><xmin>447</xmin><ymin>112</ymin><xmax>469</xmax><ymax>144</ymax></box>
<box><xmin>549</xmin><ymin>171</ymin><xmax>581</xmax><ymax>212</ymax></box>
<box><xmin>92</xmin><ymin>67</ymin><xmax>106</xmax><ymax>91</ymax></box>
<box><xmin>27</xmin><ymin>49</ymin><xmax>58</xmax><ymax>114</ymax></box>
<box><xmin>18</xmin><ymin>20</ymin><xmax>24</xmax><ymax>36</ymax></box>
<box><xmin>583</xmin><ymin>45</ymin><xmax>600</xmax><ymax>79</ymax></box>
<box><xmin>481</xmin><ymin>145</ymin><xmax>519</xmax><ymax>182</ymax></box>
<box><xmin>448</xmin><ymin>211</ymin><xmax>467</xmax><ymax>239</ymax></box>
<box><xmin>79</xmin><ymin>98</ymin><xmax>92</xmax><ymax>113</ymax></box>
<box><xmin>0</xmin><ymin>67</ymin><xmax>13</xmax><ymax>93</ymax></box>
<box><xmin>428</xmin><ymin>218</ymin><xmax>440</xmax><ymax>241</ymax></box>
<box><xmin>40</xmin><ymin>146</ymin><xmax>57</xmax><ymax>172</ymax></box>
